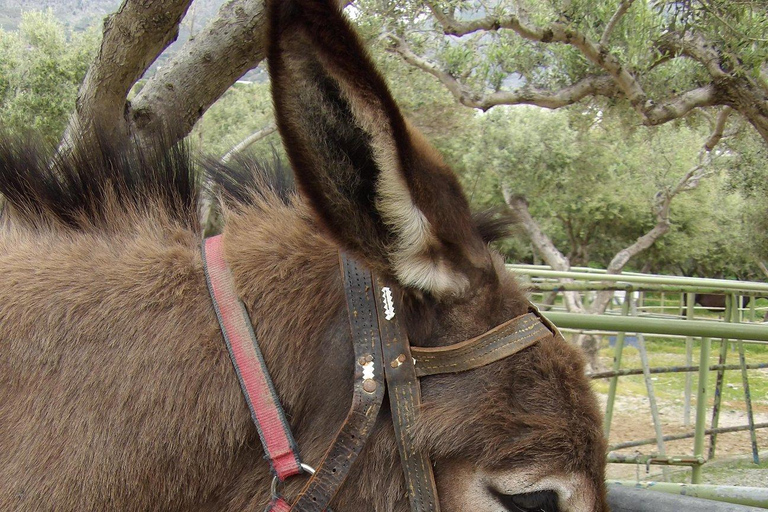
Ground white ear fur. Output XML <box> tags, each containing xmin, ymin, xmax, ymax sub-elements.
<box><xmin>331</xmin><ymin>78</ymin><xmax>469</xmax><ymax>297</ymax></box>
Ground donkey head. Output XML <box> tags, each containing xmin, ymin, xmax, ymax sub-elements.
<box><xmin>268</xmin><ymin>1</ymin><xmax>608</xmax><ymax>510</ymax></box>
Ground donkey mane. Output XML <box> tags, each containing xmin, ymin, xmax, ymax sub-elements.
<box><xmin>0</xmin><ymin>134</ymin><xmax>515</xmax><ymax>247</ymax></box>
<box><xmin>206</xmin><ymin>150</ymin><xmax>295</xmax><ymax>210</ymax></box>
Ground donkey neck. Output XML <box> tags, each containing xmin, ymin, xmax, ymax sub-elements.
<box><xmin>219</xmin><ymin>201</ymin><xmax>362</xmax><ymax>485</ymax></box>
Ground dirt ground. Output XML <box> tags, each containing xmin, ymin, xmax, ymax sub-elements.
<box><xmin>604</xmin><ymin>392</ymin><xmax>768</xmax><ymax>484</ymax></box>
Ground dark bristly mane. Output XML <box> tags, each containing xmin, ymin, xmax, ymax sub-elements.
<box><xmin>0</xmin><ymin>134</ymin><xmax>513</xmax><ymax>245</ymax></box>
<box><xmin>205</xmin><ymin>149</ymin><xmax>295</xmax><ymax>209</ymax></box>
<box><xmin>472</xmin><ymin>208</ymin><xmax>517</xmax><ymax>245</ymax></box>
<box><xmin>0</xmin><ymin>132</ymin><xmax>200</xmax><ymax>231</ymax></box>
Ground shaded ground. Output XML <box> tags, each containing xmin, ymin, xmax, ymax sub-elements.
<box><xmin>604</xmin><ymin>393</ymin><xmax>768</xmax><ymax>484</ymax></box>
<box><xmin>594</xmin><ymin>343</ymin><xmax>768</xmax><ymax>485</ymax></box>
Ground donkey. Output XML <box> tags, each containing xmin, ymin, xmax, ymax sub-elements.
<box><xmin>0</xmin><ymin>1</ymin><xmax>608</xmax><ymax>511</ymax></box>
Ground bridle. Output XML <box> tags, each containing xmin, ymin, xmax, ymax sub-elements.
<box><xmin>202</xmin><ymin>235</ymin><xmax>557</xmax><ymax>512</ymax></box>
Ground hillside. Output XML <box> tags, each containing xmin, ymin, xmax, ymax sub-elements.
<box><xmin>0</xmin><ymin>0</ymin><xmax>121</xmax><ymax>31</ymax></box>
<box><xmin>0</xmin><ymin>0</ymin><xmax>267</xmax><ymax>81</ymax></box>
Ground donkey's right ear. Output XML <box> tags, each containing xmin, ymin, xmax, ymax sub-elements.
<box><xmin>268</xmin><ymin>0</ymin><xmax>489</xmax><ymax>298</ymax></box>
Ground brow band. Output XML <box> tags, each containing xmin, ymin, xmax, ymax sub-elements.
<box><xmin>410</xmin><ymin>313</ymin><xmax>553</xmax><ymax>377</ymax></box>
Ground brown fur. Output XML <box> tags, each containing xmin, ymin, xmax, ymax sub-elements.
<box><xmin>0</xmin><ymin>1</ymin><xmax>608</xmax><ymax>510</ymax></box>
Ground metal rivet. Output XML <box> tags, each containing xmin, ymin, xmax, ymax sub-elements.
<box><xmin>365</xmin><ymin>354</ymin><xmax>374</xmax><ymax>363</ymax></box>
<box><xmin>363</xmin><ymin>379</ymin><xmax>377</xmax><ymax>393</ymax></box>
<box><xmin>397</xmin><ymin>354</ymin><xmax>407</xmax><ymax>363</ymax></box>
<box><xmin>358</xmin><ymin>356</ymin><xmax>368</xmax><ymax>365</ymax></box>
<box><xmin>390</xmin><ymin>360</ymin><xmax>399</xmax><ymax>368</ymax></box>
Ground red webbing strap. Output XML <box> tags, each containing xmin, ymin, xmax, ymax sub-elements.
<box><xmin>202</xmin><ymin>235</ymin><xmax>303</xmax><ymax>481</ymax></box>
<box><xmin>270</xmin><ymin>498</ymin><xmax>292</xmax><ymax>512</ymax></box>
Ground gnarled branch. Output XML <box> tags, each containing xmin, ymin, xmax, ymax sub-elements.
<box><xmin>388</xmin><ymin>34</ymin><xmax>617</xmax><ymax>110</ymax></box>
<box><xmin>403</xmin><ymin>2</ymin><xmax>768</xmax><ymax>139</ymax></box>
<box><xmin>422</xmin><ymin>1</ymin><xmax>650</xmax><ymax>110</ymax></box>
<box><xmin>65</xmin><ymin>0</ymin><xmax>194</xmax><ymax>143</ymax></box>
<box><xmin>642</xmin><ymin>85</ymin><xmax>718</xmax><ymax>126</ymax></box>
<box><xmin>600</xmin><ymin>0</ymin><xmax>636</xmax><ymax>47</ymax></box>
<box><xmin>704</xmin><ymin>108</ymin><xmax>732</xmax><ymax>151</ymax></box>
<box><xmin>130</xmin><ymin>0</ymin><xmax>270</xmax><ymax>148</ymax></box>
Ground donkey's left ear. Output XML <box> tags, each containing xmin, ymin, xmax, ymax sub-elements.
<box><xmin>268</xmin><ymin>0</ymin><xmax>491</xmax><ymax>298</ymax></box>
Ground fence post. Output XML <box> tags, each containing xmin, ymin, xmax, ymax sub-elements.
<box><xmin>631</xmin><ymin>295</ymin><xmax>669</xmax><ymax>480</ymax></box>
<box><xmin>684</xmin><ymin>293</ymin><xmax>695</xmax><ymax>427</ymax></box>
<box><xmin>604</xmin><ymin>297</ymin><xmax>632</xmax><ymax>439</ymax></box>
<box><xmin>708</xmin><ymin>295</ymin><xmax>732</xmax><ymax>460</ymax></box>
<box><xmin>734</xmin><ymin>294</ymin><xmax>760</xmax><ymax>464</ymax></box>
<box><xmin>692</xmin><ymin>337</ymin><xmax>711</xmax><ymax>484</ymax></box>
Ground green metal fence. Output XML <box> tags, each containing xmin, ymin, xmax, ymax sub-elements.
<box><xmin>508</xmin><ymin>264</ymin><xmax>768</xmax><ymax>497</ymax></box>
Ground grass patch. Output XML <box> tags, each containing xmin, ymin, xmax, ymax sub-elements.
<box><xmin>597</xmin><ymin>338</ymin><xmax>768</xmax><ymax>406</ymax></box>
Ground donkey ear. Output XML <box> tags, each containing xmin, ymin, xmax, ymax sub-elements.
<box><xmin>268</xmin><ymin>0</ymin><xmax>490</xmax><ymax>297</ymax></box>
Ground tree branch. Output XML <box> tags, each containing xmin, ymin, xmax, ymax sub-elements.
<box><xmin>423</xmin><ymin>1</ymin><xmax>650</xmax><ymax>110</ymax></box>
<box><xmin>642</xmin><ymin>85</ymin><xmax>718</xmax><ymax>125</ymax></box>
<box><xmin>704</xmin><ymin>108</ymin><xmax>732</xmax><ymax>151</ymax></box>
<box><xmin>221</xmin><ymin>123</ymin><xmax>277</xmax><ymax>163</ymax></box>
<box><xmin>129</xmin><ymin>0</ymin><xmax>270</xmax><ymax>147</ymax></box>
<box><xmin>65</xmin><ymin>0</ymin><xmax>194</xmax><ymax>143</ymax></box>
<box><xmin>388</xmin><ymin>34</ymin><xmax>617</xmax><ymax>110</ymax></box>
<box><xmin>408</xmin><ymin>3</ymin><xmax>758</xmax><ymax>133</ymax></box>
<box><xmin>593</xmin><ymin>122</ymin><xmax>724</xmax><ymax>307</ymax></box>
<box><xmin>600</xmin><ymin>0</ymin><xmax>636</xmax><ymax>47</ymax></box>
<box><xmin>656</xmin><ymin>31</ymin><xmax>729</xmax><ymax>79</ymax></box>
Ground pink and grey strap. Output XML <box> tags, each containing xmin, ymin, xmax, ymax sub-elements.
<box><xmin>202</xmin><ymin>235</ymin><xmax>304</xmax><ymax>482</ymax></box>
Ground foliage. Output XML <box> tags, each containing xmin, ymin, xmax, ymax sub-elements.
<box><xmin>439</xmin><ymin>103</ymin><xmax>761</xmax><ymax>277</ymax></box>
<box><xmin>3</xmin><ymin>3</ymin><xmax>767</xmax><ymax>281</ymax></box>
<box><xmin>191</xmin><ymin>76</ymin><xmax>281</xmax><ymax>161</ymax></box>
<box><xmin>0</xmin><ymin>10</ymin><xmax>98</xmax><ymax>143</ymax></box>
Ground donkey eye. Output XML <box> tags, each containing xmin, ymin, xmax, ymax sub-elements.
<box><xmin>489</xmin><ymin>488</ymin><xmax>559</xmax><ymax>512</ymax></box>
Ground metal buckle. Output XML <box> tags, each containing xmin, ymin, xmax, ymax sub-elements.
<box><xmin>270</xmin><ymin>463</ymin><xmax>316</xmax><ymax>500</ymax></box>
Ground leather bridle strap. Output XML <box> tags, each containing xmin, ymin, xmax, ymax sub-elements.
<box><xmin>410</xmin><ymin>312</ymin><xmax>552</xmax><ymax>377</ymax></box>
<box><xmin>373</xmin><ymin>275</ymin><xmax>441</xmax><ymax>512</ymax></box>
<box><xmin>369</xmin><ymin>282</ymin><xmax>556</xmax><ymax>512</ymax></box>
<box><xmin>287</xmin><ymin>255</ymin><xmax>387</xmax><ymax>511</ymax></box>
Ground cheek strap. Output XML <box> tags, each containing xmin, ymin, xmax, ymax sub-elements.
<box><xmin>370</xmin><ymin>277</ymin><xmax>556</xmax><ymax>512</ymax></box>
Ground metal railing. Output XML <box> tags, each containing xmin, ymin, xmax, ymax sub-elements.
<box><xmin>508</xmin><ymin>265</ymin><xmax>768</xmax><ymax>494</ymax></box>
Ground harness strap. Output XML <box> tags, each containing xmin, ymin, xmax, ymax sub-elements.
<box><xmin>373</xmin><ymin>275</ymin><xmax>441</xmax><ymax>512</ymax></box>
<box><xmin>410</xmin><ymin>312</ymin><xmax>552</xmax><ymax>377</ymax></box>
<box><xmin>270</xmin><ymin>498</ymin><xmax>292</xmax><ymax>512</ymax></box>
<box><xmin>202</xmin><ymin>235</ymin><xmax>303</xmax><ymax>481</ymax></box>
<box><xmin>287</xmin><ymin>255</ymin><xmax>386</xmax><ymax>511</ymax></box>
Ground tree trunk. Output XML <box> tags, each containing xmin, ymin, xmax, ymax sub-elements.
<box><xmin>66</xmin><ymin>0</ymin><xmax>353</xmax><ymax>152</ymax></box>
<box><xmin>65</xmin><ymin>0</ymin><xmax>270</xmax><ymax>151</ymax></box>
<box><xmin>129</xmin><ymin>0</ymin><xmax>271</xmax><ymax>148</ymax></box>
<box><xmin>64</xmin><ymin>0</ymin><xmax>194</xmax><ymax>146</ymax></box>
<box><xmin>503</xmin><ymin>190</ymin><xmax>586</xmax><ymax>314</ymax></box>
<box><xmin>502</xmin><ymin>139</ymin><xmax>715</xmax><ymax>369</ymax></box>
